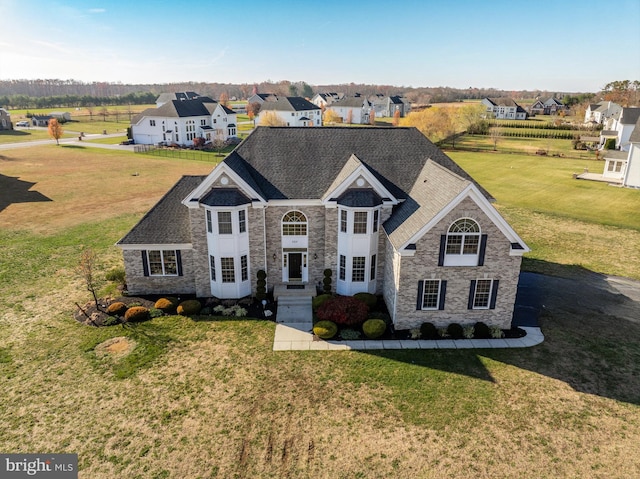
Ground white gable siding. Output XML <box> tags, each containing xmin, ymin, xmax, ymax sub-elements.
<box><xmin>624</xmin><ymin>144</ymin><xmax>640</xmax><ymax>188</ymax></box>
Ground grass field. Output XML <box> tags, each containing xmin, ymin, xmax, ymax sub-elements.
<box><xmin>1</xmin><ymin>142</ymin><xmax>639</xmax><ymax>478</ymax></box>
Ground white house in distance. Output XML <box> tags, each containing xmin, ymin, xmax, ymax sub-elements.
<box><xmin>623</xmin><ymin>117</ymin><xmax>640</xmax><ymax>188</ymax></box>
<box><xmin>257</xmin><ymin>97</ymin><xmax>321</xmax><ymax>127</ymax></box>
<box><xmin>311</xmin><ymin>92</ymin><xmax>343</xmax><ymax>108</ymax></box>
<box><xmin>246</xmin><ymin>93</ymin><xmax>278</xmax><ymax>105</ymax></box>
<box><xmin>482</xmin><ymin>98</ymin><xmax>528</xmax><ymax>120</ymax></box>
<box><xmin>609</xmin><ymin>107</ymin><xmax>640</xmax><ymax>151</ymax></box>
<box><xmin>131</xmin><ymin>94</ymin><xmax>237</xmax><ymax>146</ymax></box>
<box><xmin>326</xmin><ymin>95</ymin><xmax>373</xmax><ymax>124</ymax></box>
<box><xmin>584</xmin><ymin>101</ymin><xmax>622</xmax><ymax>125</ymax></box>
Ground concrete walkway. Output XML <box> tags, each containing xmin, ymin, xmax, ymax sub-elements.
<box><xmin>273</xmin><ymin>324</ymin><xmax>544</xmax><ymax>351</ymax></box>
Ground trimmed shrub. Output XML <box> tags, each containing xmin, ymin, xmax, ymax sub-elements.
<box><xmin>604</xmin><ymin>138</ymin><xmax>616</xmax><ymax>150</ymax></box>
<box><xmin>322</xmin><ymin>269</ymin><xmax>332</xmax><ymax>294</ymax></box>
<box><xmin>105</xmin><ymin>267</ymin><xmax>126</xmax><ymax>284</ymax></box>
<box><xmin>473</xmin><ymin>322</ymin><xmax>491</xmax><ymax>339</ymax></box>
<box><xmin>447</xmin><ymin>323</ymin><xmax>464</xmax><ymax>339</ymax></box>
<box><xmin>102</xmin><ymin>315</ymin><xmax>121</xmax><ymax>326</ymax></box>
<box><xmin>362</xmin><ymin>318</ymin><xmax>386</xmax><ymax>339</ymax></box>
<box><xmin>106</xmin><ymin>301</ymin><xmax>127</xmax><ymax>316</ymax></box>
<box><xmin>176</xmin><ymin>299</ymin><xmax>202</xmax><ymax>316</ymax></box>
<box><xmin>256</xmin><ymin>270</ymin><xmax>267</xmax><ymax>301</ymax></box>
<box><xmin>154</xmin><ymin>297</ymin><xmax>178</xmax><ymax>313</ymax></box>
<box><xmin>368</xmin><ymin>310</ymin><xmax>391</xmax><ymax>326</ymax></box>
<box><xmin>313</xmin><ymin>320</ymin><xmax>338</xmax><ymax>339</ymax></box>
<box><xmin>353</xmin><ymin>292</ymin><xmax>377</xmax><ymax>310</ymax></box>
<box><xmin>317</xmin><ymin>296</ymin><xmax>369</xmax><ymax>326</ymax></box>
<box><xmin>420</xmin><ymin>322</ymin><xmax>439</xmax><ymax>340</ymax></box>
<box><xmin>312</xmin><ymin>294</ymin><xmax>332</xmax><ymax>311</ymax></box>
<box><xmin>149</xmin><ymin>308</ymin><xmax>164</xmax><ymax>319</ymax></box>
<box><xmin>124</xmin><ymin>306</ymin><xmax>150</xmax><ymax>323</ymax></box>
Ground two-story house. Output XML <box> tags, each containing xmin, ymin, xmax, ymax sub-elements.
<box><xmin>131</xmin><ymin>95</ymin><xmax>237</xmax><ymax>146</ymax></box>
<box><xmin>257</xmin><ymin>97</ymin><xmax>321</xmax><ymax>127</ymax></box>
<box><xmin>482</xmin><ymin>98</ymin><xmax>528</xmax><ymax>120</ymax></box>
<box><xmin>584</xmin><ymin>101</ymin><xmax>622</xmax><ymax>125</ymax></box>
<box><xmin>327</xmin><ymin>95</ymin><xmax>373</xmax><ymax>124</ymax></box>
<box><xmin>117</xmin><ymin>127</ymin><xmax>529</xmax><ymax>331</ymax></box>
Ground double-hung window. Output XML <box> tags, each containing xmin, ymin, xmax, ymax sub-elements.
<box><xmin>218</xmin><ymin>212</ymin><xmax>232</xmax><ymax>234</ymax></box>
<box><xmin>146</xmin><ymin>250</ymin><xmax>178</xmax><ymax>276</ymax></box>
<box><xmin>469</xmin><ymin>279</ymin><xmax>499</xmax><ymax>310</ymax></box>
<box><xmin>221</xmin><ymin>257</ymin><xmax>235</xmax><ymax>283</ymax></box>
<box><xmin>353</xmin><ymin>211</ymin><xmax>367</xmax><ymax>234</ymax></box>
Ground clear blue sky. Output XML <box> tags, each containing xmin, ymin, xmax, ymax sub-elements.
<box><xmin>1</xmin><ymin>0</ymin><xmax>639</xmax><ymax>93</ymax></box>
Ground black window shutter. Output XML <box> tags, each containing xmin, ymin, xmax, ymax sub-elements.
<box><xmin>468</xmin><ymin>280</ymin><xmax>476</xmax><ymax>309</ymax></box>
<box><xmin>416</xmin><ymin>280</ymin><xmax>424</xmax><ymax>310</ymax></box>
<box><xmin>141</xmin><ymin>251</ymin><xmax>149</xmax><ymax>277</ymax></box>
<box><xmin>489</xmin><ymin>280</ymin><xmax>499</xmax><ymax>309</ymax></box>
<box><xmin>176</xmin><ymin>250</ymin><xmax>183</xmax><ymax>276</ymax></box>
<box><xmin>477</xmin><ymin>234</ymin><xmax>488</xmax><ymax>266</ymax></box>
<box><xmin>438</xmin><ymin>235</ymin><xmax>446</xmax><ymax>266</ymax></box>
<box><xmin>438</xmin><ymin>280</ymin><xmax>447</xmax><ymax>310</ymax></box>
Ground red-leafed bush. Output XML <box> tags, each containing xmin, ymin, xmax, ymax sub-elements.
<box><xmin>316</xmin><ymin>296</ymin><xmax>368</xmax><ymax>326</ymax></box>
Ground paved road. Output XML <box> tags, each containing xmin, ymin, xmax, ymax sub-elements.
<box><xmin>0</xmin><ymin>132</ymin><xmax>132</xmax><ymax>151</ymax></box>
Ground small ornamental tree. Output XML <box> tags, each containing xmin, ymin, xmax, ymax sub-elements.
<box><xmin>316</xmin><ymin>296</ymin><xmax>368</xmax><ymax>326</ymax></box>
<box><xmin>219</xmin><ymin>92</ymin><xmax>230</xmax><ymax>107</ymax></box>
<box><xmin>346</xmin><ymin>109</ymin><xmax>353</xmax><ymax>125</ymax></box>
<box><xmin>369</xmin><ymin>109</ymin><xmax>376</xmax><ymax>125</ymax></box>
<box><xmin>392</xmin><ymin>109</ymin><xmax>401</xmax><ymax>126</ymax></box>
<box><xmin>323</xmin><ymin>108</ymin><xmax>341</xmax><ymax>124</ymax></box>
<box><xmin>259</xmin><ymin>111</ymin><xmax>286</xmax><ymax>126</ymax></box>
<box><xmin>48</xmin><ymin>118</ymin><xmax>64</xmax><ymax>145</ymax></box>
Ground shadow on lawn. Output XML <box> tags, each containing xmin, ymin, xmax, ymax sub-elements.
<box><xmin>0</xmin><ymin>173</ymin><xmax>52</xmax><ymax>213</ymax></box>
<box><xmin>359</xmin><ymin>261</ymin><xmax>640</xmax><ymax>406</ymax></box>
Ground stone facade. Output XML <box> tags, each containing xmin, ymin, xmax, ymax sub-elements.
<box><xmin>390</xmin><ymin>197</ymin><xmax>521</xmax><ymax>330</ymax></box>
<box><xmin>122</xmin><ymin>249</ymin><xmax>197</xmax><ymax>295</ymax></box>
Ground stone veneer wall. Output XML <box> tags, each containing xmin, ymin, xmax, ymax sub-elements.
<box><xmin>392</xmin><ymin>197</ymin><xmax>522</xmax><ymax>330</ymax></box>
<box><xmin>189</xmin><ymin>207</ymin><xmax>211</xmax><ymax>298</ymax></box>
<box><xmin>247</xmin><ymin>206</ymin><xmax>266</xmax><ymax>295</ymax></box>
<box><xmin>122</xmin><ymin>249</ymin><xmax>197</xmax><ymax>295</ymax></box>
<box><xmin>323</xmin><ymin>207</ymin><xmax>338</xmax><ymax>292</ymax></box>
<box><xmin>264</xmin><ymin>205</ymin><xmax>328</xmax><ymax>290</ymax></box>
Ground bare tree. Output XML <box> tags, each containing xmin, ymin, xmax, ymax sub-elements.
<box><xmin>78</xmin><ymin>248</ymin><xmax>106</xmax><ymax>313</ymax></box>
<box><xmin>490</xmin><ymin>127</ymin><xmax>502</xmax><ymax>151</ymax></box>
<box><xmin>47</xmin><ymin>118</ymin><xmax>64</xmax><ymax>145</ymax></box>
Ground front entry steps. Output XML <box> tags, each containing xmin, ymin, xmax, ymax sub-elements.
<box><xmin>275</xmin><ymin>296</ymin><xmax>313</xmax><ymax>324</ymax></box>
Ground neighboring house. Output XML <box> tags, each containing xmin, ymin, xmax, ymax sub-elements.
<box><xmin>311</xmin><ymin>92</ymin><xmax>344</xmax><ymax>108</ymax></box>
<box><xmin>530</xmin><ymin>98</ymin><xmax>567</xmax><ymax>115</ymax></box>
<box><xmin>602</xmin><ymin>150</ymin><xmax>628</xmax><ymax>182</ymax></box>
<box><xmin>0</xmin><ymin>108</ymin><xmax>12</xmax><ymax>130</ymax></box>
<box><xmin>116</xmin><ymin>127</ymin><xmax>529</xmax><ymax>331</ymax></box>
<box><xmin>622</xmin><ymin>116</ymin><xmax>640</xmax><ymax>188</ymax></box>
<box><xmin>371</xmin><ymin>95</ymin><xmax>411</xmax><ymax>117</ymax></box>
<box><xmin>49</xmin><ymin>111</ymin><xmax>71</xmax><ymax>122</ymax></box>
<box><xmin>247</xmin><ymin>93</ymin><xmax>278</xmax><ymax>105</ymax></box>
<box><xmin>482</xmin><ymin>98</ymin><xmax>528</xmax><ymax>120</ymax></box>
<box><xmin>155</xmin><ymin>91</ymin><xmax>201</xmax><ymax>107</ymax></box>
<box><xmin>131</xmin><ymin>96</ymin><xmax>237</xmax><ymax>146</ymax></box>
<box><xmin>31</xmin><ymin>115</ymin><xmax>53</xmax><ymax>127</ymax></box>
<box><xmin>327</xmin><ymin>96</ymin><xmax>373</xmax><ymax>124</ymax></box>
<box><xmin>608</xmin><ymin>107</ymin><xmax>640</xmax><ymax>151</ymax></box>
<box><xmin>257</xmin><ymin>97</ymin><xmax>321</xmax><ymax>126</ymax></box>
<box><xmin>584</xmin><ymin>101</ymin><xmax>622</xmax><ymax>125</ymax></box>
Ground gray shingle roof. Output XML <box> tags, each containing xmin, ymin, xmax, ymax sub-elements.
<box><xmin>336</xmin><ymin>189</ymin><xmax>383</xmax><ymax>207</ymax></box>
<box><xmin>260</xmin><ymin>97</ymin><xmax>320</xmax><ymax>112</ymax></box>
<box><xmin>116</xmin><ymin>176</ymin><xmax>205</xmax><ymax>245</ymax></box>
<box><xmin>200</xmin><ymin>188</ymin><xmax>251</xmax><ymax>207</ymax></box>
<box><xmin>229</xmin><ymin>127</ymin><xmax>491</xmax><ymax>201</ymax></box>
<box><xmin>619</xmin><ymin>107</ymin><xmax>640</xmax><ymax>125</ymax></box>
<box><xmin>133</xmin><ymin>98</ymin><xmax>217</xmax><ymax>122</ymax></box>
<box><xmin>629</xmin><ymin>117</ymin><xmax>640</xmax><ymax>143</ymax></box>
<box><xmin>384</xmin><ymin>160</ymin><xmax>470</xmax><ymax>248</ymax></box>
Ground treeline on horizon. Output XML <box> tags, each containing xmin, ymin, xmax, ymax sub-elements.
<box><xmin>0</xmin><ymin>79</ymin><xmax>588</xmax><ymax>110</ymax></box>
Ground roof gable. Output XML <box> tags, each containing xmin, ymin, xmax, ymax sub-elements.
<box><xmin>117</xmin><ymin>176</ymin><xmax>205</xmax><ymax>247</ymax></box>
<box><xmin>228</xmin><ymin>127</ymin><xmax>491</xmax><ymax>201</ymax></box>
